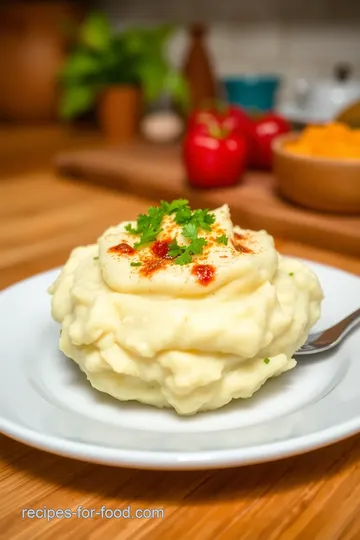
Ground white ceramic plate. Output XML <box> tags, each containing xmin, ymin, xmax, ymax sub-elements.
<box><xmin>1</xmin><ymin>261</ymin><xmax>360</xmax><ymax>470</ymax></box>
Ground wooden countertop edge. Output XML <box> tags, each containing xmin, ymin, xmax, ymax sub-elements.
<box><xmin>56</xmin><ymin>160</ymin><xmax>360</xmax><ymax>258</ymax></box>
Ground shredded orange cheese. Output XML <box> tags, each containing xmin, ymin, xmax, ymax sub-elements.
<box><xmin>285</xmin><ymin>122</ymin><xmax>360</xmax><ymax>159</ymax></box>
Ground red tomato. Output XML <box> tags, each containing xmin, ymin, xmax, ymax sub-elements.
<box><xmin>222</xmin><ymin>106</ymin><xmax>254</xmax><ymax>137</ymax></box>
<box><xmin>183</xmin><ymin>126</ymin><xmax>248</xmax><ymax>188</ymax></box>
<box><xmin>251</xmin><ymin>113</ymin><xmax>291</xmax><ymax>169</ymax></box>
<box><xmin>187</xmin><ymin>103</ymin><xmax>253</xmax><ymax>167</ymax></box>
<box><xmin>187</xmin><ymin>103</ymin><xmax>223</xmax><ymax>134</ymax></box>
<box><xmin>187</xmin><ymin>110</ymin><xmax>220</xmax><ymax>134</ymax></box>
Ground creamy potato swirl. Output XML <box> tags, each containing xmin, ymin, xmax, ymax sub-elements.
<box><xmin>49</xmin><ymin>204</ymin><xmax>323</xmax><ymax>415</ymax></box>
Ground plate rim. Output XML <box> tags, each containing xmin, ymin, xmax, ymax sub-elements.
<box><xmin>1</xmin><ymin>410</ymin><xmax>360</xmax><ymax>470</ymax></box>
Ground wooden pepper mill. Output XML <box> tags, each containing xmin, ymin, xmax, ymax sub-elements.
<box><xmin>182</xmin><ymin>23</ymin><xmax>218</xmax><ymax>111</ymax></box>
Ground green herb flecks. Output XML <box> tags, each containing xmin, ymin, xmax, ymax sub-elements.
<box><xmin>289</xmin><ymin>272</ymin><xmax>294</xmax><ymax>276</ymax></box>
<box><xmin>130</xmin><ymin>262</ymin><xmax>142</xmax><ymax>267</ymax></box>
<box><xmin>216</xmin><ymin>234</ymin><xmax>228</xmax><ymax>245</ymax></box>
<box><xmin>264</xmin><ymin>357</ymin><xmax>270</xmax><ymax>364</ymax></box>
<box><xmin>93</xmin><ymin>256</ymin><xmax>99</xmax><ymax>260</ymax></box>
<box><xmin>125</xmin><ymin>199</ymin><xmax>216</xmax><ymax>265</ymax></box>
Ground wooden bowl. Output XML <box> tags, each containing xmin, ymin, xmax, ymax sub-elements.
<box><xmin>272</xmin><ymin>133</ymin><xmax>360</xmax><ymax>214</ymax></box>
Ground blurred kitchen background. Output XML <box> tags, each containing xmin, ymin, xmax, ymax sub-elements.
<box><xmin>2</xmin><ymin>0</ymin><xmax>360</xmax><ymax>128</ymax></box>
<box><xmin>108</xmin><ymin>0</ymin><xmax>360</xmax><ymax>116</ymax></box>
<box><xmin>1</xmin><ymin>0</ymin><xmax>360</xmax><ymax>282</ymax></box>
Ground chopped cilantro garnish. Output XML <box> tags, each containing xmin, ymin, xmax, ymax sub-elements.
<box><xmin>182</xmin><ymin>222</ymin><xmax>198</xmax><ymax>241</ymax></box>
<box><xmin>168</xmin><ymin>237</ymin><xmax>207</xmax><ymax>265</ymax></box>
<box><xmin>289</xmin><ymin>272</ymin><xmax>294</xmax><ymax>276</ymax></box>
<box><xmin>93</xmin><ymin>256</ymin><xmax>99</xmax><ymax>260</ymax></box>
<box><xmin>160</xmin><ymin>199</ymin><xmax>189</xmax><ymax>215</ymax></box>
<box><xmin>216</xmin><ymin>235</ymin><xmax>228</xmax><ymax>245</ymax></box>
<box><xmin>125</xmin><ymin>207</ymin><xmax>164</xmax><ymax>248</ymax></box>
<box><xmin>264</xmin><ymin>357</ymin><xmax>270</xmax><ymax>364</ymax></box>
<box><xmin>191</xmin><ymin>209</ymin><xmax>215</xmax><ymax>231</ymax></box>
<box><xmin>124</xmin><ymin>224</ymin><xmax>138</xmax><ymax>234</ymax></box>
<box><xmin>168</xmin><ymin>238</ymin><xmax>184</xmax><ymax>258</ymax></box>
<box><xmin>175</xmin><ymin>250</ymin><xmax>193</xmax><ymax>266</ymax></box>
<box><xmin>134</xmin><ymin>230</ymin><xmax>162</xmax><ymax>249</ymax></box>
<box><xmin>188</xmin><ymin>237</ymin><xmax>207</xmax><ymax>255</ymax></box>
<box><xmin>174</xmin><ymin>205</ymin><xmax>192</xmax><ymax>224</ymax></box>
<box><xmin>125</xmin><ymin>199</ymin><xmax>216</xmax><ymax>265</ymax></box>
<box><xmin>130</xmin><ymin>262</ymin><xmax>142</xmax><ymax>267</ymax></box>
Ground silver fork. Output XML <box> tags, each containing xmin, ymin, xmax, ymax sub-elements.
<box><xmin>296</xmin><ymin>308</ymin><xmax>360</xmax><ymax>356</ymax></box>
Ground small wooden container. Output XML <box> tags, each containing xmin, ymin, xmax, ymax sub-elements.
<box><xmin>273</xmin><ymin>133</ymin><xmax>360</xmax><ymax>214</ymax></box>
<box><xmin>98</xmin><ymin>85</ymin><xmax>142</xmax><ymax>143</ymax></box>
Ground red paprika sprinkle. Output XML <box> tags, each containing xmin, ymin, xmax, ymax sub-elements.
<box><xmin>151</xmin><ymin>240</ymin><xmax>172</xmax><ymax>259</ymax></box>
<box><xmin>108</xmin><ymin>242</ymin><xmax>135</xmax><ymax>255</ymax></box>
<box><xmin>191</xmin><ymin>264</ymin><xmax>216</xmax><ymax>286</ymax></box>
<box><xmin>233</xmin><ymin>233</ymin><xmax>253</xmax><ymax>254</ymax></box>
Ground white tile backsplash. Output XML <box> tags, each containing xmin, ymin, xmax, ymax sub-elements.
<box><xmin>280</xmin><ymin>24</ymin><xmax>360</xmax><ymax>66</ymax></box>
<box><xmin>100</xmin><ymin>0</ymin><xmax>360</xmax><ymax>106</ymax></box>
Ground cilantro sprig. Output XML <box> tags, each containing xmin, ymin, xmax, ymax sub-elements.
<box><xmin>125</xmin><ymin>199</ymin><xmax>218</xmax><ymax>265</ymax></box>
<box><xmin>125</xmin><ymin>205</ymin><xmax>164</xmax><ymax>248</ymax></box>
<box><xmin>216</xmin><ymin>235</ymin><xmax>228</xmax><ymax>245</ymax></box>
<box><xmin>168</xmin><ymin>237</ymin><xmax>207</xmax><ymax>265</ymax></box>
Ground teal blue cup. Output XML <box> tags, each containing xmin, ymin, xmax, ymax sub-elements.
<box><xmin>222</xmin><ymin>75</ymin><xmax>281</xmax><ymax>113</ymax></box>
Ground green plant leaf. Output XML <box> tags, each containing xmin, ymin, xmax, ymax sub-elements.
<box><xmin>60</xmin><ymin>50</ymin><xmax>100</xmax><ymax>82</ymax></box>
<box><xmin>59</xmin><ymin>15</ymin><xmax>187</xmax><ymax>112</ymax></box>
<box><xmin>79</xmin><ymin>11</ymin><xmax>111</xmax><ymax>51</ymax></box>
<box><xmin>163</xmin><ymin>69</ymin><xmax>190</xmax><ymax>111</ymax></box>
<box><xmin>121</xmin><ymin>28</ymin><xmax>145</xmax><ymax>56</ymax></box>
<box><xmin>123</xmin><ymin>25</ymin><xmax>174</xmax><ymax>57</ymax></box>
<box><xmin>59</xmin><ymin>85</ymin><xmax>97</xmax><ymax>119</ymax></box>
<box><xmin>138</xmin><ymin>60</ymin><xmax>168</xmax><ymax>103</ymax></box>
<box><xmin>122</xmin><ymin>24</ymin><xmax>185</xmax><ymax>105</ymax></box>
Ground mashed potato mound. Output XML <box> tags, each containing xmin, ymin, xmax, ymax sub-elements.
<box><xmin>48</xmin><ymin>203</ymin><xmax>323</xmax><ymax>415</ymax></box>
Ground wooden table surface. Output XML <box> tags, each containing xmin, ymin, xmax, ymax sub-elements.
<box><xmin>1</xmin><ymin>126</ymin><xmax>360</xmax><ymax>540</ymax></box>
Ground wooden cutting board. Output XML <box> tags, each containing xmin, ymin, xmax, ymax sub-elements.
<box><xmin>55</xmin><ymin>142</ymin><xmax>360</xmax><ymax>258</ymax></box>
